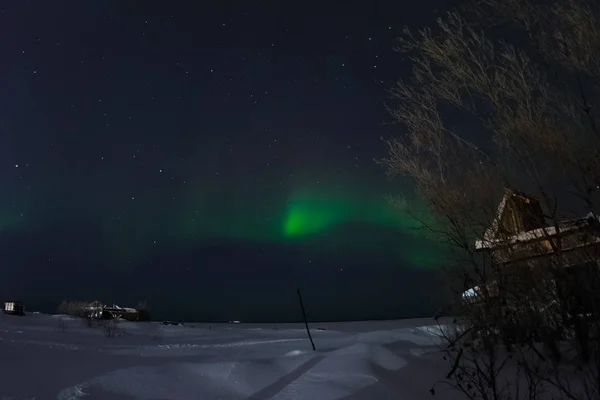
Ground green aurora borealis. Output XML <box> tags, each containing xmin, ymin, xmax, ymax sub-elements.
<box><xmin>0</xmin><ymin>1</ymin><xmax>457</xmax><ymax>322</ymax></box>
<box><xmin>282</xmin><ymin>188</ymin><xmax>427</xmax><ymax>238</ymax></box>
<box><xmin>0</xmin><ymin>172</ymin><xmax>445</xmax><ymax>271</ymax></box>
<box><xmin>85</xmin><ymin>181</ymin><xmax>445</xmax><ymax>269</ymax></box>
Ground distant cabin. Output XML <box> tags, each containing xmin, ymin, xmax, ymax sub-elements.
<box><xmin>3</xmin><ymin>301</ymin><xmax>25</xmax><ymax>316</ymax></box>
<box><xmin>80</xmin><ymin>302</ymin><xmax>141</xmax><ymax>321</ymax></box>
<box><xmin>102</xmin><ymin>306</ymin><xmax>139</xmax><ymax>321</ymax></box>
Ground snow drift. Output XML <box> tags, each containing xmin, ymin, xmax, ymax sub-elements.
<box><xmin>0</xmin><ymin>313</ymin><xmax>460</xmax><ymax>399</ymax></box>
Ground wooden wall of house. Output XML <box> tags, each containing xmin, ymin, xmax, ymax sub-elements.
<box><xmin>499</xmin><ymin>194</ymin><xmax>545</xmax><ymax>237</ymax></box>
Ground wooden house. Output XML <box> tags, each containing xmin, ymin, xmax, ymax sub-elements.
<box><xmin>475</xmin><ymin>188</ymin><xmax>600</xmax><ymax>266</ymax></box>
<box><xmin>466</xmin><ymin>188</ymin><xmax>600</xmax><ymax>320</ymax></box>
<box><xmin>475</xmin><ymin>189</ymin><xmax>600</xmax><ymax>267</ymax></box>
<box><xmin>3</xmin><ymin>301</ymin><xmax>25</xmax><ymax>316</ymax></box>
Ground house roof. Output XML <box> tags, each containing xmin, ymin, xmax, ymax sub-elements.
<box><xmin>476</xmin><ymin>214</ymin><xmax>600</xmax><ymax>250</ymax></box>
<box><xmin>481</xmin><ymin>188</ymin><xmax>541</xmax><ymax>244</ymax></box>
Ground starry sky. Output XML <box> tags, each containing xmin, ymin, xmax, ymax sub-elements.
<box><xmin>0</xmin><ymin>1</ymin><xmax>451</xmax><ymax>322</ymax></box>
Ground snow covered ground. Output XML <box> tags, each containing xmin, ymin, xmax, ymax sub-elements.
<box><xmin>0</xmin><ymin>312</ymin><xmax>462</xmax><ymax>400</ymax></box>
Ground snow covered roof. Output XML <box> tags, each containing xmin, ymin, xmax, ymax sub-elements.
<box><xmin>476</xmin><ymin>218</ymin><xmax>600</xmax><ymax>249</ymax></box>
<box><xmin>104</xmin><ymin>304</ymin><xmax>138</xmax><ymax>313</ymax></box>
<box><xmin>481</xmin><ymin>189</ymin><xmax>512</xmax><ymax>244</ymax></box>
<box><xmin>477</xmin><ymin>213</ymin><xmax>600</xmax><ymax>250</ymax></box>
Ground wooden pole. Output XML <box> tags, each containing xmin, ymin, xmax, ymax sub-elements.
<box><xmin>297</xmin><ymin>288</ymin><xmax>316</xmax><ymax>351</ymax></box>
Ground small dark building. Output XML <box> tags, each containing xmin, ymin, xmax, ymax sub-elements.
<box><xmin>4</xmin><ymin>301</ymin><xmax>25</xmax><ymax>316</ymax></box>
<box><xmin>102</xmin><ymin>305</ymin><xmax>140</xmax><ymax>321</ymax></box>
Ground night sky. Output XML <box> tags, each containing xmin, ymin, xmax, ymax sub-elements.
<box><xmin>0</xmin><ymin>1</ymin><xmax>450</xmax><ymax>322</ymax></box>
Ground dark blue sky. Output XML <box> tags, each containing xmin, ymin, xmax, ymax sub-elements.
<box><xmin>0</xmin><ymin>1</ymin><xmax>452</xmax><ymax>322</ymax></box>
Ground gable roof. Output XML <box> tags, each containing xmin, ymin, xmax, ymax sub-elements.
<box><xmin>481</xmin><ymin>188</ymin><xmax>543</xmax><ymax>243</ymax></box>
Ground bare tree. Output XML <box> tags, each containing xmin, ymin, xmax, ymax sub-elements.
<box><xmin>57</xmin><ymin>300</ymin><xmax>100</xmax><ymax>328</ymax></box>
<box><xmin>57</xmin><ymin>300</ymin><xmax>88</xmax><ymax>318</ymax></box>
<box><xmin>381</xmin><ymin>0</ymin><xmax>600</xmax><ymax>398</ymax></box>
